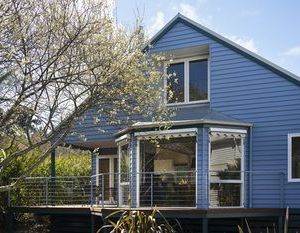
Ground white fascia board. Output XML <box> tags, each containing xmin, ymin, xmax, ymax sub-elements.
<box><xmin>210</xmin><ymin>127</ymin><xmax>247</xmax><ymax>134</ymax></box>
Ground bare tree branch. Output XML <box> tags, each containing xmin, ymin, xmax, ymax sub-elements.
<box><xmin>0</xmin><ymin>0</ymin><xmax>170</xmax><ymax>192</ymax></box>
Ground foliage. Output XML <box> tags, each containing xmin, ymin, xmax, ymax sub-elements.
<box><xmin>0</xmin><ymin>144</ymin><xmax>91</xmax><ymax>208</ymax></box>
<box><xmin>99</xmin><ymin>208</ymin><xmax>178</xmax><ymax>233</ymax></box>
<box><xmin>30</xmin><ymin>148</ymin><xmax>91</xmax><ymax>177</ymax></box>
<box><xmin>0</xmin><ymin>0</ymin><xmax>170</xmax><ymax>191</ymax></box>
<box><xmin>237</xmin><ymin>208</ymin><xmax>295</xmax><ymax>233</ymax></box>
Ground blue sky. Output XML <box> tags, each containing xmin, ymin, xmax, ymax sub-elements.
<box><xmin>115</xmin><ymin>0</ymin><xmax>300</xmax><ymax>76</ymax></box>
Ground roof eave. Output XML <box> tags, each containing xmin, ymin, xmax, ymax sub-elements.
<box><xmin>114</xmin><ymin>119</ymin><xmax>253</xmax><ymax>137</ymax></box>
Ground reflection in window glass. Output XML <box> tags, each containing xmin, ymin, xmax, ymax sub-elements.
<box><xmin>292</xmin><ymin>137</ymin><xmax>300</xmax><ymax>179</ymax></box>
<box><xmin>120</xmin><ymin>144</ymin><xmax>129</xmax><ymax>183</ymax></box>
<box><xmin>167</xmin><ymin>62</ymin><xmax>185</xmax><ymax>103</ymax></box>
<box><xmin>210</xmin><ymin>135</ymin><xmax>243</xmax><ymax>207</ymax></box>
<box><xmin>119</xmin><ymin>144</ymin><xmax>130</xmax><ymax>206</ymax></box>
<box><xmin>189</xmin><ymin>59</ymin><xmax>208</xmax><ymax>101</ymax></box>
<box><xmin>139</xmin><ymin>137</ymin><xmax>196</xmax><ymax>207</ymax></box>
<box><xmin>210</xmin><ymin>183</ymin><xmax>241</xmax><ymax>207</ymax></box>
<box><xmin>210</xmin><ymin>137</ymin><xmax>242</xmax><ymax>180</ymax></box>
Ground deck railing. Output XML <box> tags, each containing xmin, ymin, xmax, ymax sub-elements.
<box><xmin>8</xmin><ymin>171</ymin><xmax>287</xmax><ymax>208</ymax></box>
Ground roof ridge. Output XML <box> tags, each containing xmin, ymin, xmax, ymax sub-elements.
<box><xmin>145</xmin><ymin>13</ymin><xmax>300</xmax><ymax>86</ymax></box>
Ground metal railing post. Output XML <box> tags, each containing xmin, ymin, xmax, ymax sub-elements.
<box><xmin>249</xmin><ymin>171</ymin><xmax>252</xmax><ymax>208</ymax></box>
<box><xmin>116</xmin><ymin>173</ymin><xmax>119</xmax><ymax>207</ymax></box>
<box><xmin>90</xmin><ymin>176</ymin><xmax>93</xmax><ymax>207</ymax></box>
<box><xmin>150</xmin><ymin>173</ymin><xmax>153</xmax><ymax>207</ymax></box>
<box><xmin>194</xmin><ymin>171</ymin><xmax>197</xmax><ymax>207</ymax></box>
<box><xmin>45</xmin><ymin>178</ymin><xmax>49</xmax><ymax>206</ymax></box>
<box><xmin>101</xmin><ymin>174</ymin><xmax>104</xmax><ymax>208</ymax></box>
<box><xmin>207</xmin><ymin>171</ymin><xmax>210</xmax><ymax>208</ymax></box>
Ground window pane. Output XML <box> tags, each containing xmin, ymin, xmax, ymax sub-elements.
<box><xmin>210</xmin><ymin>183</ymin><xmax>241</xmax><ymax>207</ymax></box>
<box><xmin>167</xmin><ymin>62</ymin><xmax>185</xmax><ymax>103</ymax></box>
<box><xmin>120</xmin><ymin>144</ymin><xmax>129</xmax><ymax>183</ymax></box>
<box><xmin>210</xmin><ymin>137</ymin><xmax>242</xmax><ymax>181</ymax></box>
<box><xmin>292</xmin><ymin>137</ymin><xmax>300</xmax><ymax>178</ymax></box>
<box><xmin>140</xmin><ymin>137</ymin><xmax>196</xmax><ymax>173</ymax></box>
<box><xmin>139</xmin><ymin>137</ymin><xmax>196</xmax><ymax>207</ymax></box>
<box><xmin>189</xmin><ymin>59</ymin><xmax>208</xmax><ymax>101</ymax></box>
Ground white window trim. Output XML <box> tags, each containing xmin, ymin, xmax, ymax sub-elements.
<box><xmin>136</xmin><ymin>131</ymin><xmax>198</xmax><ymax>208</ymax></box>
<box><xmin>164</xmin><ymin>55</ymin><xmax>210</xmax><ymax>106</ymax></box>
<box><xmin>208</xmin><ymin>128</ymin><xmax>245</xmax><ymax>208</ymax></box>
<box><xmin>288</xmin><ymin>133</ymin><xmax>300</xmax><ymax>182</ymax></box>
<box><xmin>118</xmin><ymin>142</ymin><xmax>130</xmax><ymax>206</ymax></box>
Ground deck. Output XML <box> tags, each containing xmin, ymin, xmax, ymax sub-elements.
<box><xmin>9</xmin><ymin>205</ymin><xmax>286</xmax><ymax>218</ymax></box>
<box><xmin>6</xmin><ymin>172</ymin><xmax>292</xmax><ymax>232</ymax></box>
<box><xmin>8</xmin><ymin>205</ymin><xmax>294</xmax><ymax>233</ymax></box>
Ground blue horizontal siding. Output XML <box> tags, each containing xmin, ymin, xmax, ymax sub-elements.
<box><xmin>210</xmin><ymin>32</ymin><xmax>300</xmax><ymax>207</ymax></box>
<box><xmin>66</xmin><ymin>18</ymin><xmax>300</xmax><ymax>209</ymax></box>
<box><xmin>150</xmin><ymin>20</ymin><xmax>300</xmax><ymax>208</ymax></box>
<box><xmin>63</xmin><ymin>109</ymin><xmax>143</xmax><ymax>146</ymax></box>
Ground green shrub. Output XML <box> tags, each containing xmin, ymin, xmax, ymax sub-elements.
<box><xmin>99</xmin><ymin>208</ymin><xmax>178</xmax><ymax>233</ymax></box>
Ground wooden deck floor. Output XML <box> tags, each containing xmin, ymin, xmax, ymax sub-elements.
<box><xmin>10</xmin><ymin>205</ymin><xmax>286</xmax><ymax>219</ymax></box>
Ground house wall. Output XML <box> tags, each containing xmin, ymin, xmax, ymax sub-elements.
<box><xmin>62</xmin><ymin>108</ymin><xmax>121</xmax><ymax>146</ymax></box>
<box><xmin>150</xmin><ymin>21</ymin><xmax>300</xmax><ymax>208</ymax></box>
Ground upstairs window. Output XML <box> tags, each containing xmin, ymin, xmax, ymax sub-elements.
<box><xmin>288</xmin><ymin>134</ymin><xmax>300</xmax><ymax>181</ymax></box>
<box><xmin>166</xmin><ymin>57</ymin><xmax>208</xmax><ymax>104</ymax></box>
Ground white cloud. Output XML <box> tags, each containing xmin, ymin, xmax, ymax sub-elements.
<box><xmin>226</xmin><ymin>35</ymin><xmax>258</xmax><ymax>53</ymax></box>
<box><xmin>178</xmin><ymin>3</ymin><xmax>212</xmax><ymax>26</ymax></box>
<box><xmin>283</xmin><ymin>46</ymin><xmax>300</xmax><ymax>57</ymax></box>
<box><xmin>179</xmin><ymin>3</ymin><xmax>199</xmax><ymax>22</ymax></box>
<box><xmin>148</xmin><ymin>11</ymin><xmax>166</xmax><ymax>37</ymax></box>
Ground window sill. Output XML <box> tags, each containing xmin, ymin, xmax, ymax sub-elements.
<box><xmin>288</xmin><ymin>178</ymin><xmax>300</xmax><ymax>183</ymax></box>
<box><xmin>166</xmin><ymin>100</ymin><xmax>209</xmax><ymax>107</ymax></box>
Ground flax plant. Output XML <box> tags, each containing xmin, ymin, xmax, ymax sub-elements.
<box><xmin>99</xmin><ymin>208</ymin><xmax>178</xmax><ymax>233</ymax></box>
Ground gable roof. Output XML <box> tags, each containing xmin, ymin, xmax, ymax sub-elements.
<box><xmin>145</xmin><ymin>13</ymin><xmax>300</xmax><ymax>86</ymax></box>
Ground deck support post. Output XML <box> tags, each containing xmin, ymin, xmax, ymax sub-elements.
<box><xmin>278</xmin><ymin>215</ymin><xmax>283</xmax><ymax>233</ymax></box>
<box><xmin>202</xmin><ymin>217</ymin><xmax>208</xmax><ymax>233</ymax></box>
<box><xmin>91</xmin><ymin>214</ymin><xmax>95</xmax><ymax>233</ymax></box>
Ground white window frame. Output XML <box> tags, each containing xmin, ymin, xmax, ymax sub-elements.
<box><xmin>208</xmin><ymin>128</ymin><xmax>245</xmax><ymax>208</ymax></box>
<box><xmin>118</xmin><ymin>140</ymin><xmax>130</xmax><ymax>206</ymax></box>
<box><xmin>288</xmin><ymin>133</ymin><xmax>300</xmax><ymax>182</ymax></box>
<box><xmin>164</xmin><ymin>55</ymin><xmax>210</xmax><ymax>106</ymax></box>
<box><xmin>136</xmin><ymin>128</ymin><xmax>198</xmax><ymax>208</ymax></box>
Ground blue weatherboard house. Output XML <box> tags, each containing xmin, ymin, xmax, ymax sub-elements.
<box><xmin>11</xmin><ymin>13</ymin><xmax>300</xmax><ymax>232</ymax></box>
